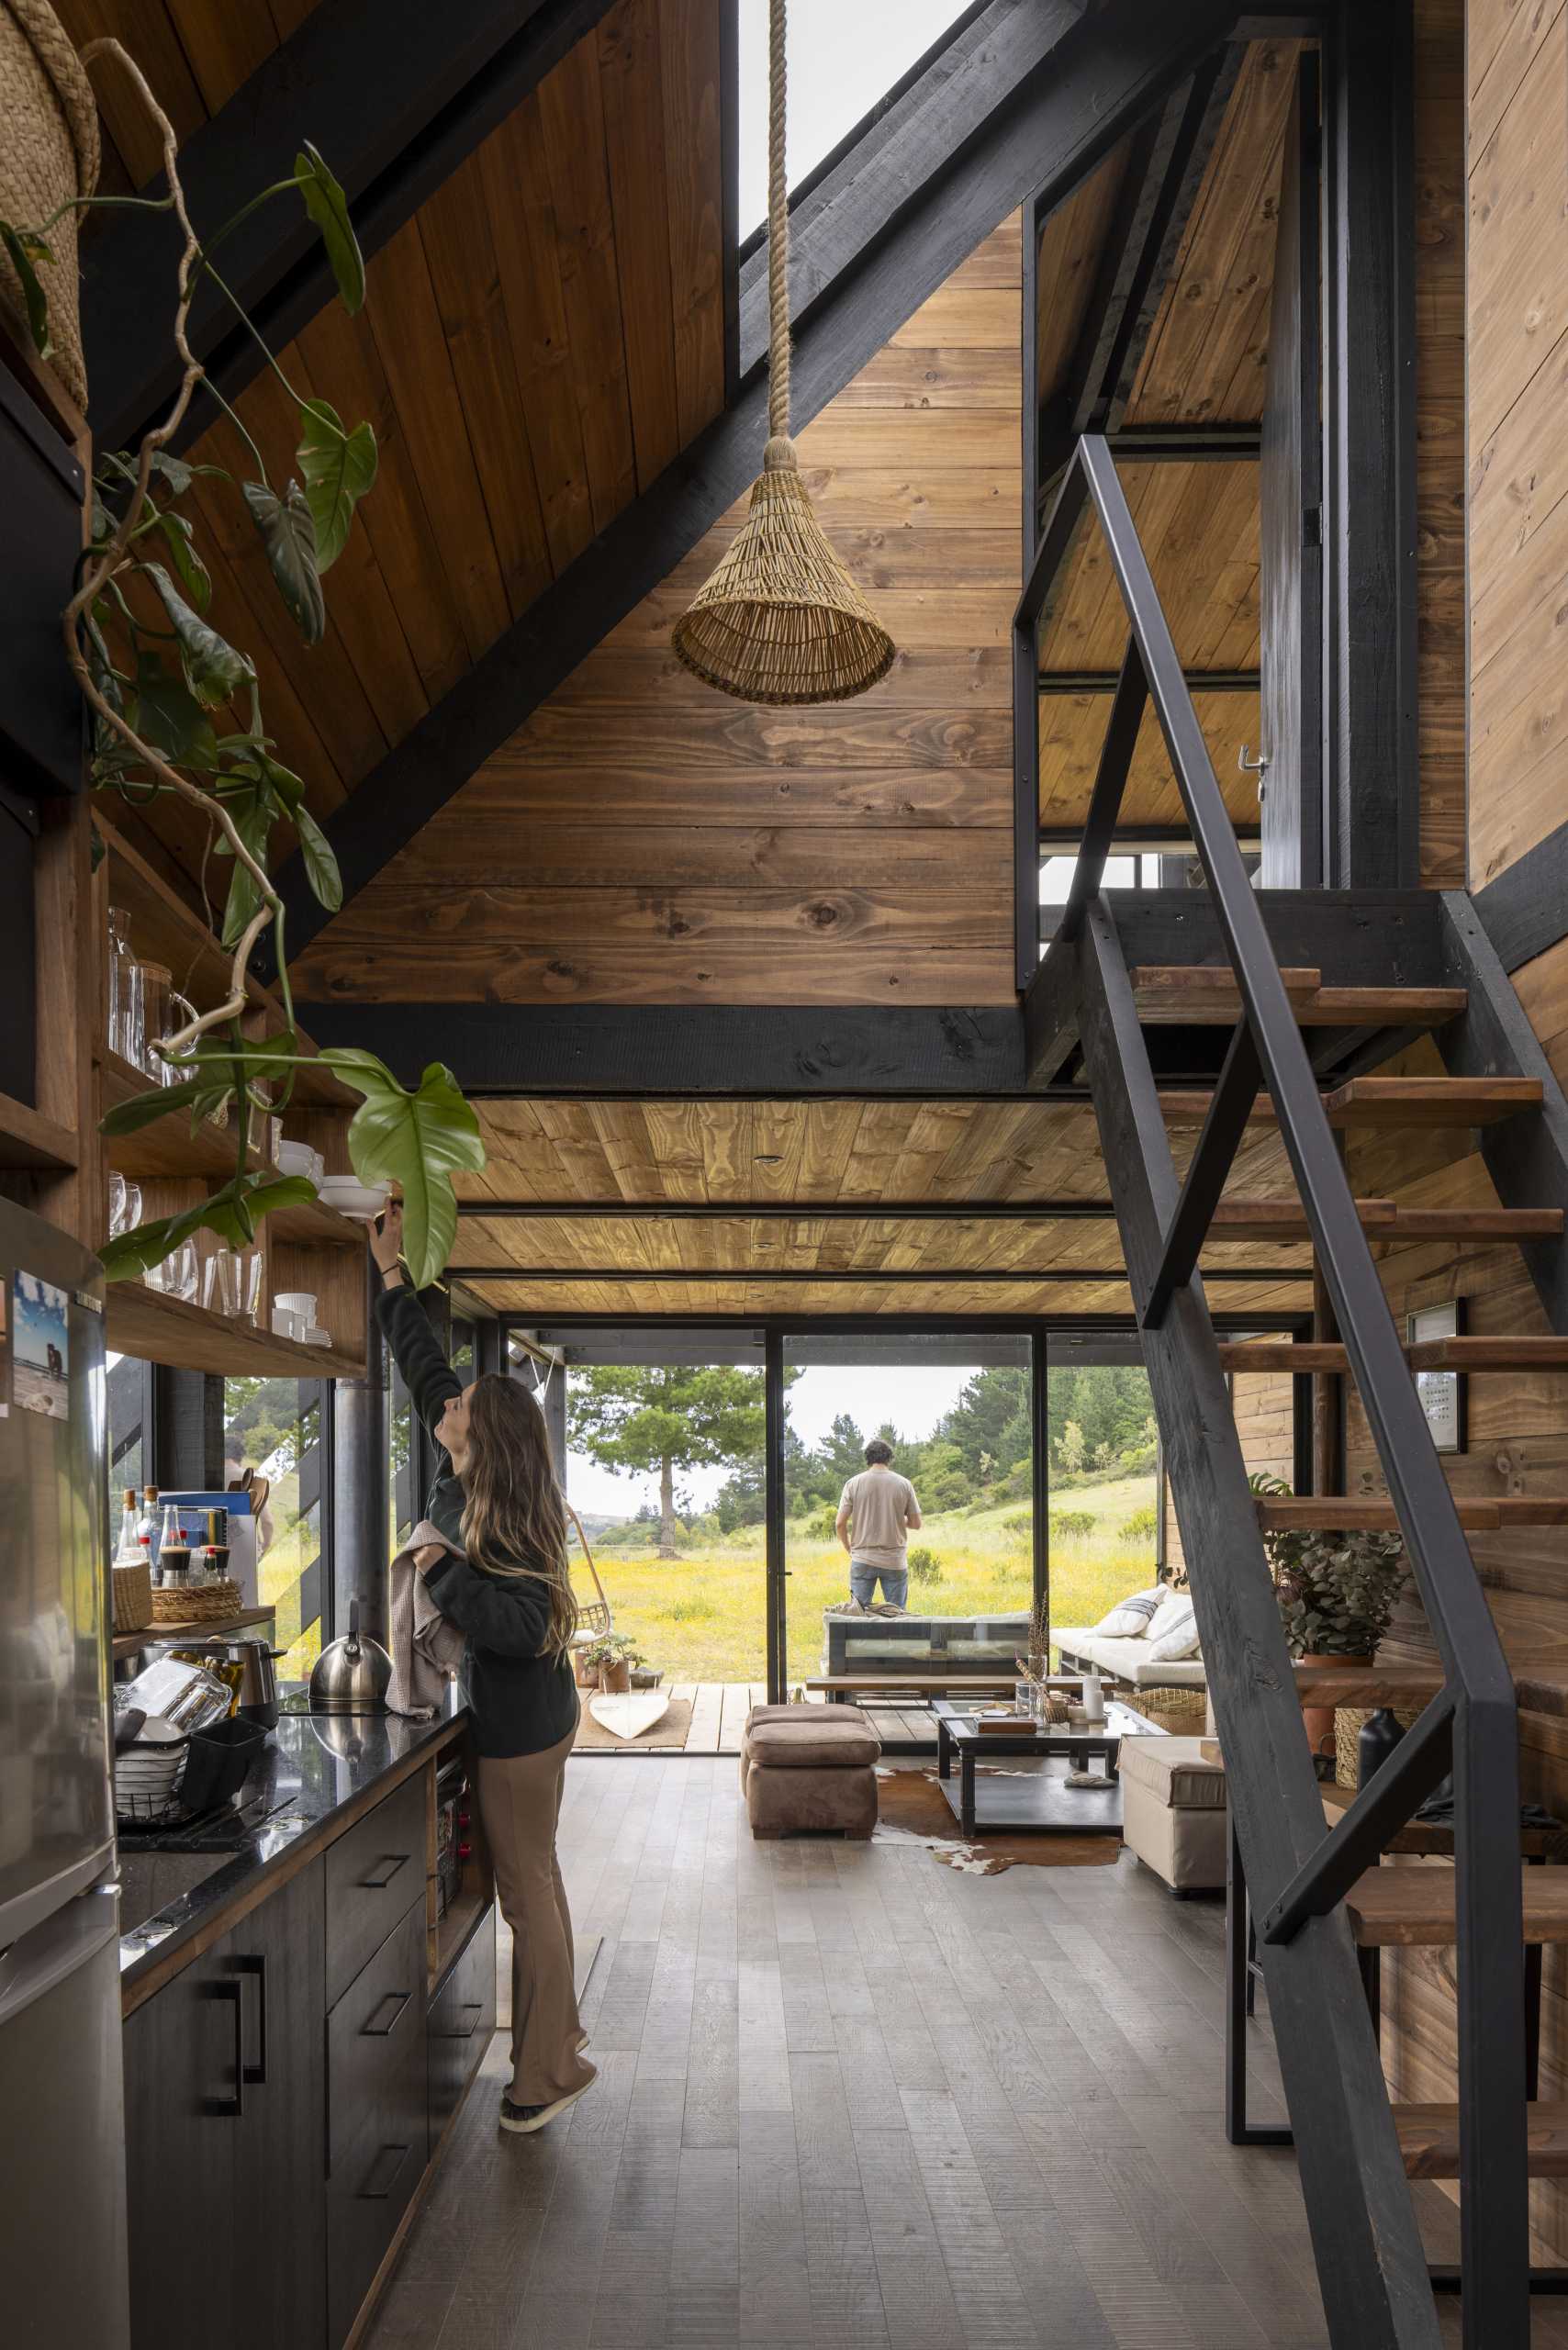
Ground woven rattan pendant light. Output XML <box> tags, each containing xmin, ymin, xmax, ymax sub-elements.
<box><xmin>671</xmin><ymin>0</ymin><xmax>895</xmax><ymax>704</ymax></box>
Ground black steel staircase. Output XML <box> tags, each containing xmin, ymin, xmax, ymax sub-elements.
<box><xmin>1019</xmin><ymin>432</ymin><xmax>1568</xmax><ymax>2348</ymax></box>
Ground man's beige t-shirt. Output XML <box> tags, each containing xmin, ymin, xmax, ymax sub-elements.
<box><xmin>839</xmin><ymin>1468</ymin><xmax>919</xmax><ymax>1570</ymax></box>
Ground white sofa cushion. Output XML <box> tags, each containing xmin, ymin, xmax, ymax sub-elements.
<box><xmin>1065</xmin><ymin>1632</ymin><xmax>1206</xmax><ymax>1688</ymax></box>
<box><xmin>1092</xmin><ymin>1586</ymin><xmax>1163</xmax><ymax>1637</ymax></box>
<box><xmin>1144</xmin><ymin>1590</ymin><xmax>1201</xmax><ymax>1663</ymax></box>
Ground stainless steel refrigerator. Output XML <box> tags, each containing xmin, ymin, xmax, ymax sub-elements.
<box><xmin>0</xmin><ymin>1198</ymin><xmax>129</xmax><ymax>2345</ymax></box>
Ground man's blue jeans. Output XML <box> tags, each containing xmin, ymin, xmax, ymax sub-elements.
<box><xmin>849</xmin><ymin>1561</ymin><xmax>908</xmax><ymax>1608</ymax></box>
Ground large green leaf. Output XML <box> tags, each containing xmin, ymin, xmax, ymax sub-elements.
<box><xmin>100</xmin><ymin>1072</ymin><xmax>213</xmax><ymax>1136</ymax></box>
<box><xmin>242</xmin><ymin>480</ymin><xmax>325</xmax><ymax>644</ymax></box>
<box><xmin>0</xmin><ymin>222</ymin><xmax>52</xmax><ymax>358</ymax></box>
<box><xmin>152</xmin><ymin>510</ymin><xmax>212</xmax><ymax>613</ymax></box>
<box><xmin>144</xmin><ymin>564</ymin><xmax>253</xmax><ymax>708</ymax></box>
<box><xmin>297</xmin><ymin>399</ymin><xmax>377</xmax><ymax>572</ymax></box>
<box><xmin>297</xmin><ymin>143</ymin><xmax>364</xmax><ymax>316</ymax></box>
<box><xmin>296</xmin><ymin>803</ymin><xmax>342</xmax><ymax>912</ymax></box>
<box><xmin>319</xmin><ymin>1053</ymin><xmax>485</xmax><ymax>1288</ymax></box>
<box><xmin>130</xmin><ymin>655</ymin><xmax>219</xmax><ymax>770</ymax></box>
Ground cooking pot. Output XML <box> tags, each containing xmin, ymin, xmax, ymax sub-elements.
<box><xmin>154</xmin><ymin>1636</ymin><xmax>282</xmax><ymax>1729</ymax></box>
<box><xmin>308</xmin><ymin>1597</ymin><xmax>393</xmax><ymax>1714</ymax></box>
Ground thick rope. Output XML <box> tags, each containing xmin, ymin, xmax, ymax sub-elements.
<box><xmin>764</xmin><ymin>0</ymin><xmax>793</xmax><ymax>469</ymax></box>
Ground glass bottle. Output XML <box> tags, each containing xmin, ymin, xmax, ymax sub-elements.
<box><xmin>139</xmin><ymin>1484</ymin><xmax>162</xmax><ymax>1573</ymax></box>
<box><xmin>113</xmin><ymin>1487</ymin><xmax>142</xmax><ymax>1566</ymax></box>
<box><xmin>157</xmin><ymin>1503</ymin><xmax>192</xmax><ymax>1593</ymax></box>
<box><xmin>106</xmin><ymin>910</ymin><xmax>143</xmax><ymax>1067</ymax></box>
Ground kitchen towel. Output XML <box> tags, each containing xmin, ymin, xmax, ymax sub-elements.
<box><xmin>386</xmin><ymin>1518</ymin><xmax>468</xmax><ymax>1718</ymax></box>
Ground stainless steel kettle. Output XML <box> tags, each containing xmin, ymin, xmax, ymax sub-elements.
<box><xmin>308</xmin><ymin>1597</ymin><xmax>394</xmax><ymax>1713</ymax></box>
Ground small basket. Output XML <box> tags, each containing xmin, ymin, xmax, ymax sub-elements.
<box><xmin>151</xmin><ymin>1576</ymin><xmax>242</xmax><ymax>1626</ymax></box>
<box><xmin>111</xmin><ymin>1560</ymin><xmax>152</xmax><ymax>1632</ymax></box>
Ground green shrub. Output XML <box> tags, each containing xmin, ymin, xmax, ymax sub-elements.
<box><xmin>658</xmin><ymin>1595</ymin><xmax>714</xmax><ymax>1625</ymax></box>
<box><xmin>1118</xmin><ymin>1506</ymin><xmax>1158</xmax><ymax>1542</ymax></box>
<box><xmin>907</xmin><ymin>1547</ymin><xmax>943</xmax><ymax>1585</ymax></box>
<box><xmin>1050</xmin><ymin>1510</ymin><xmax>1095</xmax><ymax>1544</ymax></box>
<box><xmin>923</xmin><ymin>1468</ymin><xmax>971</xmax><ymax>1510</ymax></box>
<box><xmin>805</xmin><ymin>1504</ymin><xmax>839</xmax><ymax>1543</ymax></box>
<box><xmin>1002</xmin><ymin>1507</ymin><xmax>1033</xmax><ymax>1533</ymax></box>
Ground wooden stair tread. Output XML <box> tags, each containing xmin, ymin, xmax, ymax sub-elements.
<box><xmin>1393</xmin><ymin>2102</ymin><xmax>1568</xmax><ymax>2180</ymax></box>
<box><xmin>1130</xmin><ymin>967</ymin><xmax>1467</xmax><ymax>1028</ymax></box>
<box><xmin>1260</xmin><ymin>1495</ymin><xmax>1568</xmax><ymax>1528</ymax></box>
<box><xmin>1345</xmin><ymin>1864</ymin><xmax>1568</xmax><ymax>1947</ymax></box>
<box><xmin>1294</xmin><ymin>1664</ymin><xmax>1443</xmax><ymax>1708</ymax></box>
<box><xmin>1160</xmin><ymin>1078</ymin><xmax>1542</xmax><ymax>1127</ymax></box>
<box><xmin>1320</xmin><ymin>1781</ymin><xmax>1559</xmax><ymax>1858</ymax></box>
<box><xmin>1209</xmin><ymin>1200</ymin><xmax>1563</xmax><ymax>1242</ymax></box>
<box><xmin>1219</xmin><ymin>1337</ymin><xmax>1568</xmax><ymax>1374</ymax></box>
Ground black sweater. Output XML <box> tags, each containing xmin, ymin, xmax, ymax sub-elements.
<box><xmin>375</xmin><ymin>1281</ymin><xmax>578</xmax><ymax>1759</ymax></box>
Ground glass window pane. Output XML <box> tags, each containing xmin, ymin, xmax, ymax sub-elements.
<box><xmin>223</xmin><ymin>1377</ymin><xmax>328</xmax><ymax>1679</ymax></box>
<box><xmin>106</xmin><ymin>1352</ymin><xmax>146</xmax><ymax>1494</ymax></box>
<box><xmin>1044</xmin><ymin>1357</ymin><xmax>1161</xmax><ymax>1651</ymax></box>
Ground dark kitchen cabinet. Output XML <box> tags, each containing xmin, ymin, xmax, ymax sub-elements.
<box><xmin>429</xmin><ymin>1905</ymin><xmax>497</xmax><ymax>2141</ymax></box>
<box><xmin>326</xmin><ymin>1893</ymin><xmax>428</xmax><ymax>2348</ymax></box>
<box><xmin>123</xmin><ymin>1858</ymin><xmax>326</xmax><ymax>2350</ymax></box>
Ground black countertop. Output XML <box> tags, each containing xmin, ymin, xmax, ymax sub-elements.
<box><xmin>118</xmin><ymin>1693</ymin><xmax>468</xmax><ymax>1993</ymax></box>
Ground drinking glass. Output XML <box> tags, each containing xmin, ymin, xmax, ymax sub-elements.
<box><xmin>202</xmin><ymin>1249</ymin><xmax>238</xmax><ymax>1315</ymax></box>
<box><xmin>167</xmin><ymin>1241</ymin><xmax>199</xmax><ymax>1303</ymax></box>
<box><xmin>236</xmin><ymin>1248</ymin><xmax>263</xmax><ymax>1326</ymax></box>
<box><xmin>107</xmin><ymin>911</ymin><xmax>144</xmax><ymax>1068</ymax></box>
<box><xmin>107</xmin><ymin>1175</ymin><xmax>142</xmax><ymax>1241</ymax></box>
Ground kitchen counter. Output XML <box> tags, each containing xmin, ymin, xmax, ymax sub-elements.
<box><xmin>117</xmin><ymin>1693</ymin><xmax>468</xmax><ymax>2005</ymax></box>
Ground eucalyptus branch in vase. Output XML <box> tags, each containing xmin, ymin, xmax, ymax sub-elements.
<box><xmin>3</xmin><ymin>39</ymin><xmax>482</xmax><ymax>1291</ymax></box>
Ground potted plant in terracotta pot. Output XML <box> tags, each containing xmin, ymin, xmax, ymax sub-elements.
<box><xmin>584</xmin><ymin>1631</ymin><xmax>642</xmax><ymax>1695</ymax></box>
<box><xmin>1252</xmin><ymin>1474</ymin><xmax>1408</xmax><ymax>1762</ymax></box>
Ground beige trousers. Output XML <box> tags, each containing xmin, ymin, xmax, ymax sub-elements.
<box><xmin>476</xmin><ymin>1727</ymin><xmax>593</xmax><ymax>2107</ymax></box>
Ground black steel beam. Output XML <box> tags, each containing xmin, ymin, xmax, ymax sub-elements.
<box><xmin>266</xmin><ymin>0</ymin><xmax>1238</xmax><ymax>980</ymax></box>
<box><xmin>1039</xmin><ymin>668</ymin><xmax>1259</xmax><ymax>695</ymax></box>
<box><xmin>1259</xmin><ymin>1695</ymin><xmax>1456</xmax><ymax>1946</ymax></box>
<box><xmin>84</xmin><ymin>0</ymin><xmax>623</xmax><ymax>455</ymax></box>
<box><xmin>1471</xmin><ymin>819</ymin><xmax>1568</xmax><ymax>977</ymax></box>
<box><xmin>1102</xmin><ymin>421</ymin><xmax>1262</xmax><ymax>460</ymax></box>
<box><xmin>456</xmin><ymin>1198</ymin><xmax>1121</xmax><ymax>1220</ymax></box>
<box><xmin>1038</xmin><ymin>824</ymin><xmax>1261</xmax><ymax>850</ymax></box>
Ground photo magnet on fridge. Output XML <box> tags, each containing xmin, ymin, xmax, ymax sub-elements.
<box><xmin>13</xmin><ymin>1268</ymin><xmax>69</xmax><ymax>1419</ymax></box>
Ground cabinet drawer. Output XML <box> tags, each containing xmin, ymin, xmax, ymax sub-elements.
<box><xmin>429</xmin><ymin>1903</ymin><xmax>497</xmax><ymax>2139</ymax></box>
<box><xmin>327</xmin><ymin>1898</ymin><xmax>428</xmax><ymax>2347</ymax></box>
<box><xmin>324</xmin><ymin>1771</ymin><xmax>427</xmax><ymax>2009</ymax></box>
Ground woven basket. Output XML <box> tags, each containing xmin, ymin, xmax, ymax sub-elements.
<box><xmin>111</xmin><ymin>1559</ymin><xmax>152</xmax><ymax>1632</ymax></box>
<box><xmin>1334</xmin><ymin>1706</ymin><xmax>1425</xmax><ymax>1788</ymax></box>
<box><xmin>151</xmin><ymin>1577</ymin><xmax>242</xmax><ymax>1626</ymax></box>
<box><xmin>1122</xmin><ymin>1685</ymin><xmax>1208</xmax><ymax>1722</ymax></box>
<box><xmin>0</xmin><ymin>2</ymin><xmax>99</xmax><ymax>410</ymax></box>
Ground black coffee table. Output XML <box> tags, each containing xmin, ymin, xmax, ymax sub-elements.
<box><xmin>932</xmin><ymin>1696</ymin><xmax>1164</xmax><ymax>1835</ymax></box>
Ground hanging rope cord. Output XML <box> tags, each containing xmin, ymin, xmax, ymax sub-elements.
<box><xmin>765</xmin><ymin>0</ymin><xmax>794</xmax><ymax>467</ymax></box>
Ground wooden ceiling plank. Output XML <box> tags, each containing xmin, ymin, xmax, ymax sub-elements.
<box><xmin>160</xmin><ymin>0</ymin><xmax>278</xmax><ymax>114</ymax></box>
<box><xmin>53</xmin><ymin>0</ymin><xmax>207</xmax><ymax>186</ymax></box>
<box><xmin>417</xmin><ymin>154</ymin><xmax>554</xmax><ymax>621</ymax></box>
<box><xmin>660</xmin><ymin>0</ymin><xmax>726</xmax><ymax>442</ymax></box>
<box><xmin>1034</xmin><ymin>140</ymin><xmax>1134</xmax><ymax>406</ymax></box>
<box><xmin>292</xmin><ymin>298</ymin><xmax>471</xmax><ymax>706</ymax></box>
<box><xmin>365</xmin><ymin>217</ymin><xmax>514</xmax><ymax>660</ymax></box>
<box><xmin>482</xmin><ymin>104</ymin><xmax>597</xmax><ymax>575</ymax></box>
<box><xmin>587</xmin><ymin>1100</ymin><xmax>666</xmax><ymax>1201</ymax></box>
<box><xmin>749</xmin><ymin>1102</ymin><xmax>810</xmax><ymax>1203</ymax></box>
<box><xmin>537</xmin><ymin>29</ymin><xmax>639</xmax><ymax>533</ymax></box>
<box><xmin>598</xmin><ymin>0</ymin><xmax>681</xmax><ymax>492</ymax></box>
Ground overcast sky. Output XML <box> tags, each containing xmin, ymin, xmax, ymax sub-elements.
<box><xmin>736</xmin><ymin>0</ymin><xmax>969</xmax><ymax>233</ymax></box>
<box><xmin>566</xmin><ymin>1361</ymin><xmax>971</xmax><ymax>1516</ymax></box>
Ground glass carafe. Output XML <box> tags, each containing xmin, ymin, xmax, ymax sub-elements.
<box><xmin>106</xmin><ymin>910</ymin><xmax>143</xmax><ymax>1067</ymax></box>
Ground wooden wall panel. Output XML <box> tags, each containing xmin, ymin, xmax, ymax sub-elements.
<box><xmin>1468</xmin><ymin>0</ymin><xmax>1568</xmax><ymax>886</ymax></box>
<box><xmin>1415</xmin><ymin>0</ymin><xmax>1466</xmax><ymax>887</ymax></box>
<box><xmin>297</xmin><ymin>222</ymin><xmax>1025</xmax><ymax>1008</ymax></box>
<box><xmin>1163</xmin><ymin>1370</ymin><xmax>1294</xmax><ymax>1589</ymax></box>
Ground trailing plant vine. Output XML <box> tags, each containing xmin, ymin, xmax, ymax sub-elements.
<box><xmin>3</xmin><ymin>39</ymin><xmax>482</xmax><ymax>1290</ymax></box>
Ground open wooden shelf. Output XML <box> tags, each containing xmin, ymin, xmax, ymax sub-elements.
<box><xmin>102</xmin><ymin>1054</ymin><xmax>364</xmax><ymax>1248</ymax></box>
<box><xmin>0</xmin><ymin>1085</ymin><xmax>78</xmax><ymax>1171</ymax></box>
<box><xmin>105</xmin><ymin>1282</ymin><xmax>364</xmax><ymax>1377</ymax></box>
<box><xmin>112</xmin><ymin>1605</ymin><xmax>276</xmax><ymax>1662</ymax></box>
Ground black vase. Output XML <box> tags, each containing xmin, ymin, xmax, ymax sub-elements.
<box><xmin>1358</xmin><ymin>1706</ymin><xmax>1405</xmax><ymax>1788</ymax></box>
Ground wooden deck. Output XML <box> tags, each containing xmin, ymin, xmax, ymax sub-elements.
<box><xmin>576</xmin><ymin>1684</ymin><xmax>941</xmax><ymax>1753</ymax></box>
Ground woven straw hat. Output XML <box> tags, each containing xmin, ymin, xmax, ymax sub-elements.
<box><xmin>672</xmin><ymin>0</ymin><xmax>893</xmax><ymax>706</ymax></box>
<box><xmin>0</xmin><ymin>0</ymin><xmax>101</xmax><ymax>412</ymax></box>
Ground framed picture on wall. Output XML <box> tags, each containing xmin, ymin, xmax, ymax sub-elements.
<box><xmin>1407</xmin><ymin>1298</ymin><xmax>1466</xmax><ymax>1454</ymax></box>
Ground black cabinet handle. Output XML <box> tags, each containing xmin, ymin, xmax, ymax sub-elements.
<box><xmin>357</xmin><ymin>1852</ymin><xmax>409</xmax><ymax>1891</ymax></box>
<box><xmin>358</xmin><ymin>2143</ymin><xmax>411</xmax><ymax>2201</ymax></box>
<box><xmin>204</xmin><ymin>1979</ymin><xmax>244</xmax><ymax>2119</ymax></box>
<box><xmin>360</xmin><ymin>1987</ymin><xmax>413</xmax><ymax>2039</ymax></box>
<box><xmin>437</xmin><ymin>2001</ymin><xmax>486</xmax><ymax>2043</ymax></box>
<box><xmin>232</xmin><ymin>1953</ymin><xmax>267</xmax><ymax>2085</ymax></box>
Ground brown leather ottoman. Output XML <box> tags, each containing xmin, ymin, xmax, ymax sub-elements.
<box><xmin>741</xmin><ymin>1705</ymin><xmax>881</xmax><ymax>1839</ymax></box>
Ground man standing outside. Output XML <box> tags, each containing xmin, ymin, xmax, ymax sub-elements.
<box><xmin>836</xmin><ymin>1438</ymin><xmax>922</xmax><ymax>1615</ymax></box>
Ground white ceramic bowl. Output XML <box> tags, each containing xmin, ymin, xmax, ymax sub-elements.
<box><xmin>316</xmin><ymin>1178</ymin><xmax>390</xmax><ymax>1222</ymax></box>
<box><xmin>274</xmin><ymin>1292</ymin><xmax>318</xmax><ymax>1319</ymax></box>
<box><xmin>275</xmin><ymin>1141</ymin><xmax>315</xmax><ymax>1180</ymax></box>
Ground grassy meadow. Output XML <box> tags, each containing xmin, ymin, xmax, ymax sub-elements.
<box><xmin>575</xmin><ymin>1471</ymin><xmax>1159</xmax><ymax>1685</ymax></box>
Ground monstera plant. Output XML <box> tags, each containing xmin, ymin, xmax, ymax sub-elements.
<box><xmin>2</xmin><ymin>39</ymin><xmax>480</xmax><ymax>1288</ymax></box>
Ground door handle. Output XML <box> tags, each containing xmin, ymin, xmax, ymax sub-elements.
<box><xmin>361</xmin><ymin>1987</ymin><xmax>414</xmax><ymax>2038</ymax></box>
<box><xmin>358</xmin><ymin>2143</ymin><xmax>411</xmax><ymax>2200</ymax></box>
<box><xmin>357</xmin><ymin>1852</ymin><xmax>409</xmax><ymax>1891</ymax></box>
<box><xmin>438</xmin><ymin>2001</ymin><xmax>486</xmax><ymax>2042</ymax></box>
<box><xmin>232</xmin><ymin>1953</ymin><xmax>267</xmax><ymax>2085</ymax></box>
<box><xmin>204</xmin><ymin>1978</ymin><xmax>244</xmax><ymax>2119</ymax></box>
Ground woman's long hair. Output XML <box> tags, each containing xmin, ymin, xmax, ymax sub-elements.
<box><xmin>458</xmin><ymin>1375</ymin><xmax>578</xmax><ymax>1659</ymax></box>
